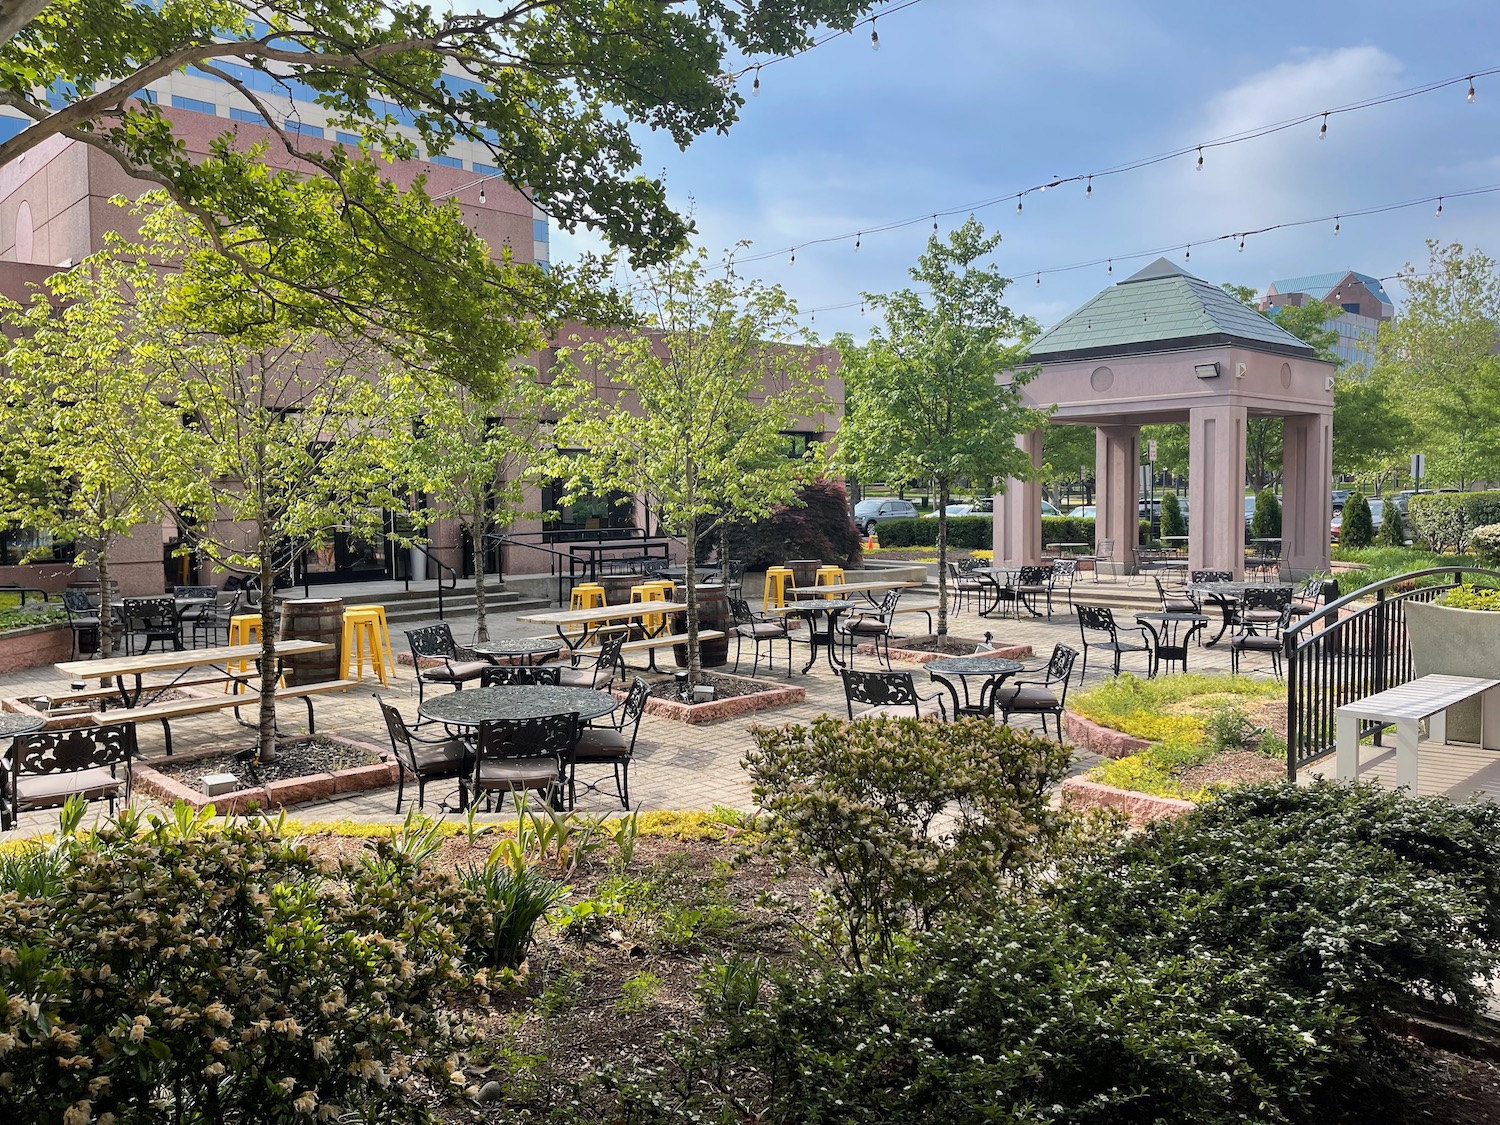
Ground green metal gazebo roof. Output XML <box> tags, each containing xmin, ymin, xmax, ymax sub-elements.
<box><xmin>1029</xmin><ymin>258</ymin><xmax>1316</xmax><ymax>362</ymax></box>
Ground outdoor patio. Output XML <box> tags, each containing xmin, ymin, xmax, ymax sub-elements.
<box><xmin>5</xmin><ymin>568</ymin><xmax>1499</xmax><ymax>841</ymax></box>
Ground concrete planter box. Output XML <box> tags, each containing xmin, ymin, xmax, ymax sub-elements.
<box><xmin>625</xmin><ymin>674</ymin><xmax>805</xmax><ymax>725</ymax></box>
<box><xmin>0</xmin><ymin>622</ymin><xmax>73</xmax><ymax>675</ymax></box>
<box><xmin>1063</xmin><ymin>711</ymin><xmax>1151</xmax><ymax>758</ymax></box>
<box><xmin>133</xmin><ymin>735</ymin><xmax>397</xmax><ymax>815</ymax></box>
<box><xmin>1403</xmin><ymin>598</ymin><xmax>1500</xmax><ymax>743</ymax></box>
<box><xmin>1060</xmin><ymin>777</ymin><xmax>1195</xmax><ymax>825</ymax></box>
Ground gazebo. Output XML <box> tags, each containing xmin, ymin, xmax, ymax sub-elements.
<box><xmin>994</xmin><ymin>258</ymin><xmax>1335</xmax><ymax>579</ymax></box>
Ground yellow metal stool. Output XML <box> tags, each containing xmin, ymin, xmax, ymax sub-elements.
<box><xmin>226</xmin><ymin>613</ymin><xmax>262</xmax><ymax>690</ymax></box>
<box><xmin>345</xmin><ymin>603</ymin><xmax>396</xmax><ymax>680</ymax></box>
<box><xmin>629</xmin><ymin>584</ymin><xmax>668</xmax><ymax>637</ymax></box>
<box><xmin>763</xmin><ymin>566</ymin><xmax>794</xmax><ymax>610</ymax></box>
<box><xmin>570</xmin><ymin>582</ymin><xmax>606</xmax><ymax>610</ymax></box>
<box><xmin>815</xmin><ymin>565</ymin><xmax>846</xmax><ymax>599</ymax></box>
<box><xmin>341</xmin><ymin>609</ymin><xmax>389</xmax><ymax>686</ymax></box>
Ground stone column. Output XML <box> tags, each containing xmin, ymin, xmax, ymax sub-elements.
<box><xmin>1187</xmin><ymin>404</ymin><xmax>1248</xmax><ymax>579</ymax></box>
<box><xmin>995</xmin><ymin>428</ymin><xmax>1044</xmax><ymax>566</ymax></box>
<box><xmin>1282</xmin><ymin>412</ymin><xmax>1333</xmax><ymax>578</ymax></box>
<box><xmin>1095</xmin><ymin>425</ymin><xmax>1140</xmax><ymax>576</ymax></box>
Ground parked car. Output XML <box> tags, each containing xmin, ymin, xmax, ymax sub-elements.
<box><xmin>1331</xmin><ymin>489</ymin><xmax>1351</xmax><ymax>512</ymax></box>
<box><xmin>1041</xmin><ymin>499</ymin><xmax>1061</xmax><ymax>517</ymax></box>
<box><xmin>1331</xmin><ymin>499</ymin><xmax>1392</xmax><ymax>542</ymax></box>
<box><xmin>1068</xmin><ymin>505</ymin><xmax>1097</xmax><ymax>518</ymax></box>
<box><xmin>853</xmin><ymin>497</ymin><xmax>919</xmax><ymax>534</ymax></box>
<box><xmin>924</xmin><ymin>503</ymin><xmax>975</xmax><ymax>519</ymax></box>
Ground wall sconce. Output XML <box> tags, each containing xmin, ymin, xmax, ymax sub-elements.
<box><xmin>1194</xmin><ymin>362</ymin><xmax>1221</xmax><ymax>379</ymax></box>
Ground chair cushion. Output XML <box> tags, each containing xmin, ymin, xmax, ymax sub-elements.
<box><xmin>996</xmin><ymin>686</ymin><xmax>1059</xmax><ymax>712</ymax></box>
<box><xmin>843</xmin><ymin>619</ymin><xmax>891</xmax><ymax>636</ymax></box>
<box><xmin>574</xmin><ymin>728</ymin><xmax>629</xmax><ymax>761</ymax></box>
<box><xmin>476</xmin><ymin>759</ymin><xmax>559</xmax><ymax>788</ymax></box>
<box><xmin>558</xmin><ymin>667</ymin><xmax>608</xmax><ymax>689</ymax></box>
<box><xmin>421</xmin><ymin>659</ymin><xmax>488</xmax><ymax>683</ymax></box>
<box><xmin>736</xmin><ymin>622</ymin><xmax>787</xmax><ymax>639</ymax></box>
<box><xmin>1235</xmin><ymin>636</ymin><xmax>1282</xmax><ymax>652</ymax></box>
<box><xmin>1162</xmin><ymin>598</ymin><xmax>1198</xmax><ymax>613</ymax></box>
<box><xmin>16</xmin><ymin>767</ymin><xmax>124</xmax><ymax>807</ymax></box>
<box><xmin>411</xmin><ymin>739</ymin><xmax>469</xmax><ymax>773</ymax></box>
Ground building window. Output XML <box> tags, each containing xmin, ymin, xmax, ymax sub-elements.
<box><xmin>170</xmin><ymin>95</ymin><xmax>217</xmax><ymax>116</ymax></box>
<box><xmin>0</xmin><ymin>527</ymin><xmax>72</xmax><ymax>566</ymax></box>
<box><xmin>429</xmin><ymin>154</ymin><xmax>461</xmax><ymax>168</ymax></box>
<box><xmin>784</xmin><ymin>431</ymin><xmax>824</xmax><ymax>459</ymax></box>
<box><xmin>532</xmin><ymin>218</ymin><xmax>550</xmax><ymax>243</ymax></box>
<box><xmin>335</xmin><ymin>130</ymin><xmax>361</xmax><ymax>146</ymax></box>
<box><xmin>473</xmin><ymin>162</ymin><xmax>500</xmax><ymax>176</ymax></box>
<box><xmin>284</xmin><ymin>121</ymin><xmax>324</xmax><ymax>138</ymax></box>
<box><xmin>229</xmin><ymin>108</ymin><xmax>261</xmax><ymax>124</ymax></box>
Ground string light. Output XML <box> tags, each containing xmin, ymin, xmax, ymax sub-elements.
<box><xmin>870</xmin><ymin>19</ymin><xmax>879</xmax><ymax>50</ymax></box>
<box><xmin>789</xmin><ymin>250</ymin><xmax>795</xmax><ymax>265</ymax></box>
<box><xmin>1016</xmin><ymin>194</ymin><xmax>1023</xmax><ymax>214</ymax></box>
<box><xmin>1196</xmin><ymin>146</ymin><xmax>1204</xmax><ymax>171</ymax></box>
<box><xmin>752</xmin><ymin>67</ymin><xmax>761</xmax><ymax>96</ymax></box>
<box><xmin>1469</xmin><ymin>76</ymin><xmax>1477</xmax><ymax>102</ymax></box>
<box><xmin>1436</xmin><ymin>196</ymin><xmax>1444</xmax><ymax>216</ymax></box>
<box><xmin>932</xmin><ymin>215</ymin><xmax>938</xmax><ymax>233</ymax></box>
<box><xmin>1085</xmin><ymin>175</ymin><xmax>1092</xmax><ymax>198</ymax></box>
<box><xmin>1035</xmin><ymin>273</ymin><xmax>1040</xmax><ymax>287</ymax></box>
<box><xmin>1334</xmin><ymin>215</ymin><xmax>1340</xmax><ymax>235</ymax></box>
<box><xmin>478</xmin><ymin>184</ymin><xmax>485</xmax><ymax>202</ymax></box>
<box><xmin>1184</xmin><ymin>244</ymin><xmax>1191</xmax><ymax>261</ymax></box>
<box><xmin>1238</xmin><ymin>234</ymin><xmax>1246</xmax><ymax>251</ymax></box>
<box><xmin>1319</xmin><ymin>113</ymin><xmax>1328</xmax><ymax>140</ymax></box>
<box><xmin>854</xmin><ymin>232</ymin><xmax>861</xmax><ymax>251</ymax></box>
<box><xmin>1107</xmin><ymin>259</ymin><xmax>1113</xmax><ymax>275</ymax></box>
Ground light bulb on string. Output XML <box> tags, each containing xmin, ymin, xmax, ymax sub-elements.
<box><xmin>932</xmin><ymin>215</ymin><xmax>938</xmax><ymax>234</ymax></box>
<box><xmin>1238</xmin><ymin>235</ymin><xmax>1245</xmax><ymax>252</ymax></box>
<box><xmin>789</xmin><ymin>250</ymin><xmax>795</xmax><ymax>265</ymax></box>
<box><xmin>1016</xmin><ymin>194</ymin><xmax>1023</xmax><ymax>214</ymax></box>
<box><xmin>1468</xmin><ymin>76</ymin><xmax>1476</xmax><ymax>102</ymax></box>
<box><xmin>1436</xmin><ymin>196</ymin><xmax>1444</xmax><ymax>216</ymax></box>
<box><xmin>1319</xmin><ymin>113</ymin><xmax>1328</xmax><ymax>140</ymax></box>
<box><xmin>1035</xmin><ymin>273</ymin><xmax>1040</xmax><ymax>287</ymax></box>
<box><xmin>854</xmin><ymin>233</ymin><xmax>861</xmax><ymax>251</ymax></box>
<box><xmin>1334</xmin><ymin>216</ymin><xmax>1340</xmax><ymax>235</ymax></box>
<box><xmin>478</xmin><ymin>184</ymin><xmax>485</xmax><ymax>202</ymax></box>
<box><xmin>1107</xmin><ymin>259</ymin><xmax>1113</xmax><ymax>275</ymax></box>
<box><xmin>1196</xmin><ymin>146</ymin><xmax>1203</xmax><ymax>171</ymax></box>
<box><xmin>752</xmin><ymin>67</ymin><xmax>761</xmax><ymax>96</ymax></box>
<box><xmin>1184</xmin><ymin>244</ymin><xmax>1191</xmax><ymax>261</ymax></box>
<box><xmin>1085</xmin><ymin>175</ymin><xmax>1092</xmax><ymax>198</ymax></box>
<box><xmin>870</xmin><ymin>19</ymin><xmax>879</xmax><ymax>50</ymax></box>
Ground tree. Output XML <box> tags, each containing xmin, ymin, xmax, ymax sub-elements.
<box><xmin>1373</xmin><ymin>242</ymin><xmax>1500</xmax><ymax>488</ymax></box>
<box><xmin>0</xmin><ymin>288</ymin><xmax>181</xmax><ymax>656</ymax></box>
<box><xmin>1340</xmin><ymin>493</ymin><xmax>1374</xmax><ymax>549</ymax></box>
<box><xmin>1160</xmin><ymin>491</ymin><xmax>1185</xmax><ymax>540</ymax></box>
<box><xmin>836</xmin><ymin>218</ymin><xmax>1044</xmax><ymax>636</ymax></box>
<box><xmin>549</xmin><ymin>247</ymin><xmax>829</xmax><ymax>683</ymax></box>
<box><xmin>0</xmin><ymin>1</ymin><xmax>882</xmax><ymax>268</ymax></box>
<box><xmin>408</xmin><ymin>371</ymin><xmax>551</xmax><ymax>642</ymax></box>
<box><xmin>1250</xmin><ymin>488</ymin><xmax>1282</xmax><ymax>541</ymax></box>
<box><xmin>1332</xmin><ymin>365</ymin><xmax>1413</xmax><ymax>486</ymax></box>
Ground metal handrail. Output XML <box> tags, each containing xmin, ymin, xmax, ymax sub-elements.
<box><xmin>404</xmin><ymin>543</ymin><xmax>458</xmax><ymax>621</ymax></box>
<box><xmin>1282</xmin><ymin>566</ymin><xmax>1500</xmax><ymax>780</ymax></box>
<box><xmin>498</xmin><ymin>529</ymin><xmax>674</xmax><ymax>605</ymax></box>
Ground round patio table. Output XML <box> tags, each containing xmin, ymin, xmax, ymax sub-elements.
<box><xmin>418</xmin><ymin>685</ymin><xmax>618</xmax><ymax>728</ymax></box>
<box><xmin>925</xmin><ymin>654</ymin><xmax>1025</xmax><ymax>717</ymax></box>
<box><xmin>0</xmin><ymin>713</ymin><xmax>45</xmax><ymax>738</ymax></box>
<box><xmin>471</xmin><ymin>638</ymin><xmax>564</xmax><ymax>666</ymax></box>
<box><xmin>775</xmin><ymin>599</ymin><xmax>856</xmax><ymax>674</ymax></box>
<box><xmin>1188</xmin><ymin>581</ymin><xmax>1293</xmax><ymax>647</ymax></box>
<box><xmin>1135</xmin><ymin>612</ymin><xmax>1210</xmax><ymax>674</ymax></box>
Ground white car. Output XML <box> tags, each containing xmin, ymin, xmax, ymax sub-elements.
<box><xmin>924</xmin><ymin>503</ymin><xmax>975</xmax><ymax>518</ymax></box>
<box><xmin>1068</xmin><ymin>505</ymin><xmax>1097</xmax><ymax>518</ymax></box>
<box><xmin>1041</xmin><ymin>500</ymin><xmax>1061</xmax><ymax>517</ymax></box>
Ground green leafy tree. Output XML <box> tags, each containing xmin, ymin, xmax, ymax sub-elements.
<box><xmin>0</xmin><ymin>1</ymin><xmax>883</xmax><ymax>268</ymax></box>
<box><xmin>1333</xmin><ymin>365</ymin><xmax>1413</xmax><ymax>486</ymax></box>
<box><xmin>549</xmin><ymin>248</ymin><xmax>829</xmax><ymax>683</ymax></box>
<box><xmin>1159</xmin><ymin>490</ymin><xmax>1186</xmax><ymax>539</ymax></box>
<box><xmin>1250</xmin><ymin>488</ymin><xmax>1282</xmax><ymax>541</ymax></box>
<box><xmin>836</xmin><ymin>218</ymin><xmax>1044</xmax><ymax>635</ymax></box>
<box><xmin>1340</xmin><ymin>493</ymin><xmax>1374</xmax><ymax>548</ymax></box>
<box><xmin>1374</xmin><ymin>242</ymin><xmax>1500</xmax><ymax>488</ymax></box>
<box><xmin>408</xmin><ymin>372</ymin><xmax>551</xmax><ymax>642</ymax></box>
<box><xmin>0</xmin><ymin>300</ymin><xmax>179</xmax><ymax>654</ymax></box>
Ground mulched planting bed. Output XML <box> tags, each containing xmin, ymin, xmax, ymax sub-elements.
<box><xmin>27</xmin><ymin>687</ymin><xmax>194</xmax><ymax>712</ymax></box>
<box><xmin>644</xmin><ymin>670</ymin><xmax>777</xmax><ymax>702</ymax></box>
<box><xmin>148</xmin><ymin>735</ymin><xmax>383</xmax><ymax>785</ymax></box>
<box><xmin>1176</xmin><ymin>748</ymin><xmax>1286</xmax><ymax>790</ymax></box>
<box><xmin>894</xmin><ymin>634</ymin><xmax>996</xmax><ymax>656</ymax></box>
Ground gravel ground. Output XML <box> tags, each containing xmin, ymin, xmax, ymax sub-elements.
<box><xmin>149</xmin><ymin>736</ymin><xmax>383</xmax><ymax>784</ymax></box>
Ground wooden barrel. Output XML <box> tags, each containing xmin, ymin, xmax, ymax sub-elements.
<box><xmin>277</xmin><ymin>597</ymin><xmax>344</xmax><ymax>685</ymax></box>
<box><xmin>672</xmin><ymin>583</ymin><xmax>730</xmax><ymax>669</ymax></box>
<box><xmin>599</xmin><ymin>573</ymin><xmax>639</xmax><ymax>609</ymax></box>
<box><xmin>787</xmin><ymin>559</ymin><xmax>820</xmax><ymax>593</ymax></box>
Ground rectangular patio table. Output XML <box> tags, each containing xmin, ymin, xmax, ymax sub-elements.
<box><xmin>517</xmin><ymin>601</ymin><xmax>691</xmax><ymax>653</ymax></box>
<box><xmin>1335</xmin><ymin>674</ymin><xmax>1500</xmax><ymax>792</ymax></box>
<box><xmin>57</xmin><ymin>640</ymin><xmax>334</xmax><ymax>708</ymax></box>
<box><xmin>790</xmin><ymin>578</ymin><xmax>916</xmax><ymax>608</ymax></box>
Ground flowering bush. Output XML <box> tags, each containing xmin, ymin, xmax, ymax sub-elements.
<box><xmin>0</xmin><ymin>803</ymin><xmax>479</xmax><ymax>1123</ymax></box>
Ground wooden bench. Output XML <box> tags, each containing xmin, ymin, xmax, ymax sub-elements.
<box><xmin>1335</xmin><ymin>674</ymin><xmax>1500</xmax><ymax>791</ymax></box>
<box><xmin>103</xmin><ymin>678</ymin><xmax>362</xmax><ymax>755</ymax></box>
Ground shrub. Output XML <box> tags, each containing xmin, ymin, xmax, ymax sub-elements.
<box><xmin>711</xmin><ymin>478</ymin><xmax>863</xmax><ymax>568</ymax></box>
<box><xmin>1340</xmin><ymin>492</ymin><xmax>1374</xmax><ymax>547</ymax></box>
<box><xmin>1403</xmin><ymin>491</ymin><xmax>1500</xmax><ymax>552</ymax></box>
<box><xmin>0</xmin><ymin>804</ymin><xmax>476</xmax><ymax>1123</ymax></box>
<box><xmin>743</xmin><ymin>715</ymin><xmax>1072</xmax><ymax>970</ymax></box>
<box><xmin>1467</xmin><ymin>522</ymin><xmax>1500</xmax><ymax>565</ymax></box>
<box><xmin>1249</xmin><ymin>488</ymin><xmax>1281</xmax><ymax>540</ymax></box>
<box><xmin>873</xmin><ymin>514</ymin><xmax>991</xmax><ymax>549</ymax></box>
<box><xmin>1160</xmin><ymin>490</ymin><xmax>1186</xmax><ymax>538</ymax></box>
<box><xmin>1376</xmin><ymin>501</ymin><xmax>1408</xmax><ymax>547</ymax></box>
<box><xmin>1437</xmin><ymin>582</ymin><xmax>1500</xmax><ymax>611</ymax></box>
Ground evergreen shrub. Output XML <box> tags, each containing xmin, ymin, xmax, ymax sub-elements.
<box><xmin>1160</xmin><ymin>490</ymin><xmax>1186</xmax><ymax>538</ymax></box>
<box><xmin>1340</xmin><ymin>493</ymin><xmax>1374</xmax><ymax>548</ymax></box>
<box><xmin>1249</xmin><ymin>488</ymin><xmax>1282</xmax><ymax>540</ymax></box>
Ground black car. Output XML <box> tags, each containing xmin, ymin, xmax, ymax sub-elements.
<box><xmin>1331</xmin><ymin>489</ymin><xmax>1351</xmax><ymax>512</ymax></box>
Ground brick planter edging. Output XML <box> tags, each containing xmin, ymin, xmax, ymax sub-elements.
<box><xmin>623</xmin><ymin>674</ymin><xmax>806</xmax><ymax>725</ymax></box>
<box><xmin>1060</xmin><ymin>777</ymin><xmax>1196</xmax><ymax>825</ymax></box>
<box><xmin>0</xmin><ymin>623</ymin><xmax>74</xmax><ymax>675</ymax></box>
<box><xmin>1063</xmin><ymin>711</ymin><xmax>1150</xmax><ymax>758</ymax></box>
<box><xmin>876</xmin><ymin>641</ymin><xmax>1034</xmax><ymax>665</ymax></box>
<box><xmin>133</xmin><ymin>735</ymin><xmax>397</xmax><ymax>815</ymax></box>
<box><xmin>4</xmin><ymin>688</ymin><xmax>220</xmax><ymax>732</ymax></box>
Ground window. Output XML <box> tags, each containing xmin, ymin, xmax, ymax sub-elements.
<box><xmin>532</xmin><ymin>218</ymin><xmax>550</xmax><ymax>243</ymax></box>
<box><xmin>0</xmin><ymin>527</ymin><xmax>72</xmax><ymax>566</ymax></box>
<box><xmin>170</xmin><ymin>95</ymin><xmax>216</xmax><ymax>116</ymax></box>
<box><xmin>473</xmin><ymin>162</ymin><xmax>500</xmax><ymax>176</ymax></box>
<box><xmin>429</xmin><ymin>154</ymin><xmax>461</xmax><ymax>168</ymax></box>
<box><xmin>284</xmin><ymin>121</ymin><xmax>324</xmax><ymax>138</ymax></box>
<box><xmin>783</xmin><ymin>431</ymin><xmax>823</xmax><ymax>459</ymax></box>
<box><xmin>229</xmin><ymin>108</ymin><xmax>262</xmax><ymax>124</ymax></box>
<box><xmin>335</xmin><ymin>130</ymin><xmax>361</xmax><ymax>146</ymax></box>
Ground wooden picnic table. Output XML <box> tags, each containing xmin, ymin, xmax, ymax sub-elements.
<box><xmin>517</xmin><ymin>601</ymin><xmax>692</xmax><ymax>652</ymax></box>
<box><xmin>790</xmin><ymin>579</ymin><xmax>916</xmax><ymax>598</ymax></box>
<box><xmin>58</xmin><ymin>640</ymin><xmax>334</xmax><ymax>708</ymax></box>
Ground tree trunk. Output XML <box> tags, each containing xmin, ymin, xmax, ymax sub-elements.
<box><xmin>935</xmin><ymin>479</ymin><xmax>950</xmax><ymax>637</ymax></box>
<box><xmin>684</xmin><ymin>520</ymin><xmax>700</xmax><ymax>688</ymax></box>
<box><xmin>472</xmin><ymin>499</ymin><xmax>489</xmax><ymax>643</ymax></box>
<box><xmin>257</xmin><ymin>533</ymin><xmax>278</xmax><ymax>764</ymax></box>
<box><xmin>96</xmin><ymin>544</ymin><xmax>113</xmax><ymax>658</ymax></box>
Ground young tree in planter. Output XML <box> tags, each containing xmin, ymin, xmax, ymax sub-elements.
<box><xmin>549</xmin><ymin>248</ymin><xmax>829</xmax><ymax>684</ymax></box>
<box><xmin>0</xmin><ymin>300</ymin><xmax>178</xmax><ymax>654</ymax></box>
<box><xmin>836</xmin><ymin>217</ymin><xmax>1044</xmax><ymax>636</ymax></box>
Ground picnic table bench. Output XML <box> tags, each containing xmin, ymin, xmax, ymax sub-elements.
<box><xmin>102</xmin><ymin>676</ymin><xmax>361</xmax><ymax>755</ymax></box>
<box><xmin>518</xmin><ymin>601</ymin><xmax>693</xmax><ymax>653</ymax></box>
<box><xmin>1335</xmin><ymin>674</ymin><xmax>1500</xmax><ymax>792</ymax></box>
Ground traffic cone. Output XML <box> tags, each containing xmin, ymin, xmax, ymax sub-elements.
<box><xmin>867</xmin><ymin>530</ymin><xmax>878</xmax><ymax>549</ymax></box>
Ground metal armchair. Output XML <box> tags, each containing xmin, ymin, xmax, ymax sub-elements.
<box><xmin>839</xmin><ymin>667</ymin><xmax>948</xmax><ymax>721</ymax></box>
<box><xmin>403</xmin><ymin>624</ymin><xmax>488</xmax><ymax>704</ymax></box>
<box><xmin>376</xmin><ymin>694</ymin><xmax>470</xmax><ymax>812</ymax></box>
<box><xmin>994</xmin><ymin>644</ymin><xmax>1077</xmax><ymax>740</ymax></box>
<box><xmin>728</xmin><ymin>597</ymin><xmax>792</xmax><ymax>679</ymax></box>
<box><xmin>469</xmin><ymin>713</ymin><xmax>578</xmax><ymax>812</ymax></box>
<box><xmin>1076</xmin><ymin>605</ymin><xmax>1151</xmax><ymax>681</ymax></box>
<box><xmin>836</xmin><ymin>588</ymin><xmax>903</xmax><ymax>668</ymax></box>
<box><xmin>480</xmin><ymin>665</ymin><xmax>562</xmax><ymax>687</ymax></box>
<box><xmin>570</xmin><ymin>676</ymin><xmax>651</xmax><ymax>808</ymax></box>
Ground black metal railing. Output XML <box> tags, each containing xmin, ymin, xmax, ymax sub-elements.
<box><xmin>404</xmin><ymin>543</ymin><xmax>458</xmax><ymax>620</ymax></box>
<box><xmin>1283</xmin><ymin>566</ymin><xmax>1500</xmax><ymax>779</ymax></box>
<box><xmin>498</xmin><ymin>529</ymin><xmax>674</xmax><ymax>605</ymax></box>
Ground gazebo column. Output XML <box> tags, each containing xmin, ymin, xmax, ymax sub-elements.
<box><xmin>996</xmin><ymin>428</ymin><xmax>1044</xmax><ymax>567</ymax></box>
<box><xmin>1095</xmin><ymin>425</ymin><xmax>1140</xmax><ymax>576</ymax></box>
<box><xmin>1282</xmin><ymin>411</ymin><xmax>1332</xmax><ymax>578</ymax></box>
<box><xmin>1187</xmin><ymin>404</ymin><xmax>1248</xmax><ymax>580</ymax></box>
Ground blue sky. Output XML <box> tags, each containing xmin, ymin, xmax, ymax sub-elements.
<box><xmin>550</xmin><ymin>0</ymin><xmax>1500</xmax><ymax>340</ymax></box>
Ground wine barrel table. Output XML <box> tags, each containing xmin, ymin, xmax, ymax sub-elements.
<box><xmin>278</xmin><ymin>597</ymin><xmax>344</xmax><ymax>685</ymax></box>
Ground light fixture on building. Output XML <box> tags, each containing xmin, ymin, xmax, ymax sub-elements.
<box><xmin>1194</xmin><ymin>362</ymin><xmax>1221</xmax><ymax>379</ymax></box>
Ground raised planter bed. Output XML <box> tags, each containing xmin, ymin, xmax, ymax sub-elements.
<box><xmin>624</xmin><ymin>673</ymin><xmax>805</xmax><ymax>725</ymax></box>
<box><xmin>133</xmin><ymin>735</ymin><xmax>397</xmax><ymax>814</ymax></box>
<box><xmin>0</xmin><ymin>622</ymin><xmax>73</xmax><ymax>676</ymax></box>
<box><xmin>1063</xmin><ymin>711</ymin><xmax>1150</xmax><ymax>758</ymax></box>
<box><xmin>3</xmin><ymin>687</ymin><xmax>221</xmax><ymax>732</ymax></box>
<box><xmin>1059</xmin><ymin>776</ymin><xmax>1195</xmax><ymax>825</ymax></box>
<box><xmin>877</xmin><ymin>636</ymin><xmax>1033</xmax><ymax>664</ymax></box>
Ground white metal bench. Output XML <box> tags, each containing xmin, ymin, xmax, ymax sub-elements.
<box><xmin>1334</xmin><ymin>674</ymin><xmax>1500</xmax><ymax>791</ymax></box>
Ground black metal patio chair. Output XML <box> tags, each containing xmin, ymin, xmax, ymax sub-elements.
<box><xmin>1076</xmin><ymin>605</ymin><xmax>1151</xmax><ymax>681</ymax></box>
<box><xmin>994</xmin><ymin>644</ymin><xmax>1077</xmax><ymax>741</ymax></box>
<box><xmin>839</xmin><ymin>667</ymin><xmax>948</xmax><ymax>721</ymax></box>
<box><xmin>376</xmin><ymin>694</ymin><xmax>470</xmax><ymax>813</ymax></box>
<box><xmin>404</xmin><ymin>624</ymin><xmax>488</xmax><ymax>704</ymax></box>
<box><xmin>468</xmin><ymin>712</ymin><xmax>578</xmax><ymax>812</ymax></box>
<box><xmin>728</xmin><ymin>597</ymin><xmax>792</xmax><ymax>679</ymax></box>
<box><xmin>480</xmin><ymin>665</ymin><xmax>562</xmax><ymax>687</ymax></box>
<box><xmin>570</xmin><ymin>676</ymin><xmax>651</xmax><ymax>809</ymax></box>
